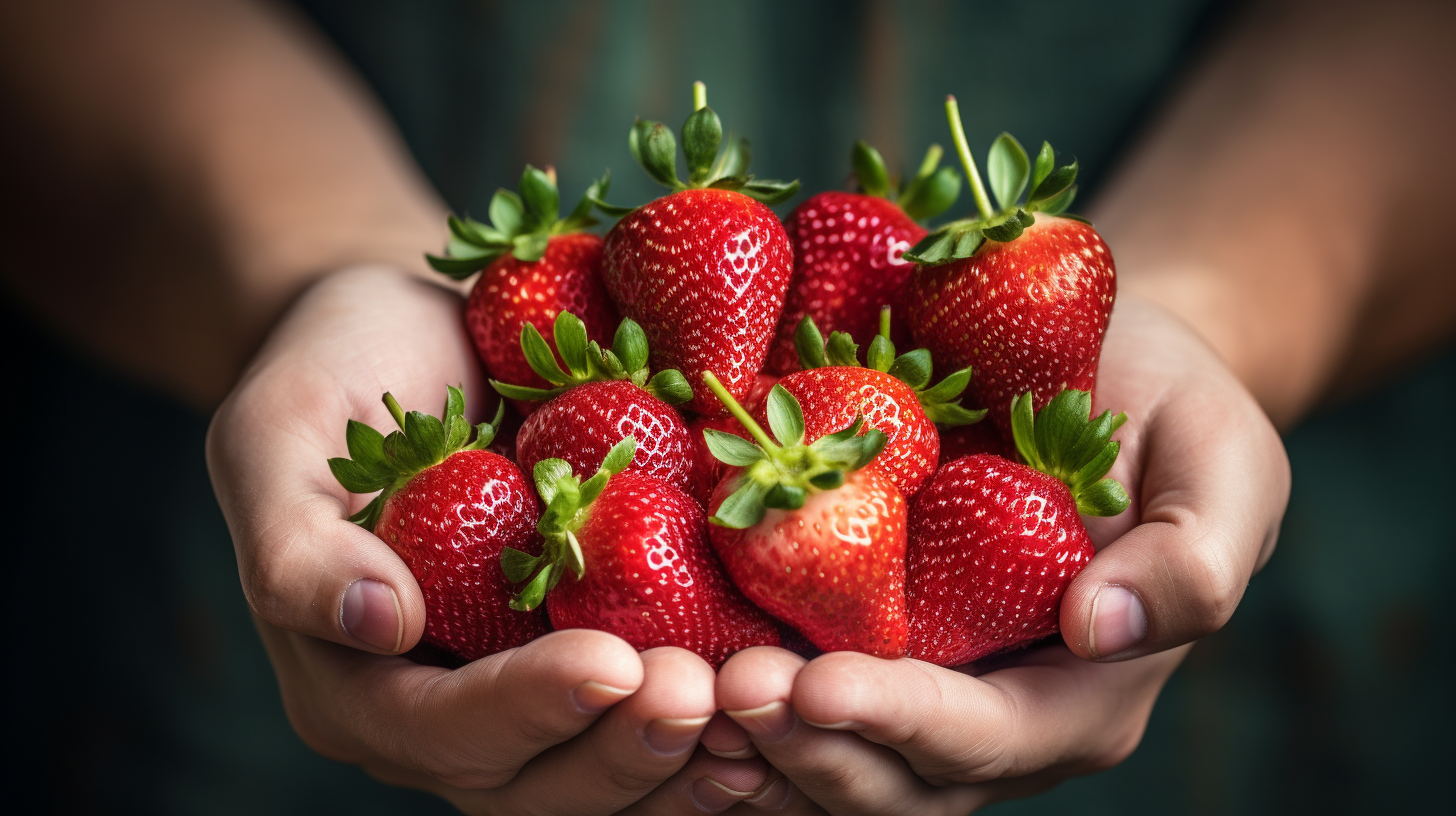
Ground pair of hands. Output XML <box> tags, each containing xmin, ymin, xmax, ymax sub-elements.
<box><xmin>206</xmin><ymin>266</ymin><xmax>1288</xmax><ymax>814</ymax></box>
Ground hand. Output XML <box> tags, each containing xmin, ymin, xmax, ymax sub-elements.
<box><xmin>710</xmin><ymin>294</ymin><xmax>1290</xmax><ymax>813</ymax></box>
<box><xmin>206</xmin><ymin>266</ymin><xmax>754</xmax><ymax>814</ymax></box>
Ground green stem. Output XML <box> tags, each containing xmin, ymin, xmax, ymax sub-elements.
<box><xmin>879</xmin><ymin>305</ymin><xmax>892</xmax><ymax>340</ymax></box>
<box><xmin>701</xmin><ymin>371</ymin><xmax>778</xmax><ymax>452</ymax></box>
<box><xmin>692</xmin><ymin>81</ymin><xmax>707</xmax><ymax>111</ymax></box>
<box><xmin>945</xmin><ymin>96</ymin><xmax>994</xmax><ymax>220</ymax></box>
<box><xmin>382</xmin><ymin>393</ymin><xmax>407</xmax><ymax>431</ymax></box>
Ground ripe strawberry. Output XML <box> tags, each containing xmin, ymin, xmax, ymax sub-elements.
<box><xmin>765</xmin><ymin>140</ymin><xmax>960</xmax><ymax>374</ymax></box>
<box><xmin>902</xmin><ymin>97</ymin><xmax>1116</xmax><ymax>439</ymax></box>
<box><xmin>906</xmin><ymin>390</ymin><xmax>1131</xmax><ymax>667</ymax></box>
<box><xmin>687</xmin><ymin>372</ymin><xmax>778</xmax><ymax>505</ymax></box>
<box><xmin>502</xmin><ymin>439</ymin><xmax>780</xmax><ymax>668</ymax></box>
<box><xmin>428</xmin><ymin>167</ymin><xmax>619</xmax><ymax>412</ymax></box>
<box><xmin>938</xmin><ymin>419</ymin><xmax>1015</xmax><ymax>462</ymax></box>
<box><xmin>492</xmin><ymin>310</ymin><xmax>696</xmax><ymax>493</ymax></box>
<box><xmin>701</xmin><ymin>371</ymin><xmax>908</xmax><ymax>657</ymax></box>
<box><xmin>767</xmin><ymin>310</ymin><xmax>984</xmax><ymax>497</ymax></box>
<box><xmin>329</xmin><ymin>387</ymin><xmax>548</xmax><ymax>661</ymax></box>
<box><xmin>596</xmin><ymin>82</ymin><xmax>798</xmax><ymax>415</ymax></box>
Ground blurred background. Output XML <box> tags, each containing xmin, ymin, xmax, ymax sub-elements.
<box><xmin>4</xmin><ymin>0</ymin><xmax>1452</xmax><ymax>813</ymax></box>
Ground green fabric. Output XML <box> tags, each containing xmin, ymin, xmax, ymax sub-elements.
<box><xmin>9</xmin><ymin>1</ymin><xmax>1452</xmax><ymax>813</ymax></box>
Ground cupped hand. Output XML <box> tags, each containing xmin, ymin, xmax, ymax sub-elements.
<box><xmin>710</xmin><ymin>294</ymin><xmax>1290</xmax><ymax>813</ymax></box>
<box><xmin>206</xmin><ymin>266</ymin><xmax>754</xmax><ymax>814</ymax></box>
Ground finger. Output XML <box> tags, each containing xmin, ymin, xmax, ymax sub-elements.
<box><xmin>474</xmin><ymin>646</ymin><xmax>718</xmax><ymax>815</ymax></box>
<box><xmin>612</xmin><ymin>746</ymin><xmax>775</xmax><ymax>815</ymax></box>
<box><xmin>1063</xmin><ymin>304</ymin><xmax>1290</xmax><ymax>660</ymax></box>
<box><xmin>787</xmin><ymin>646</ymin><xmax>1183</xmax><ymax>787</ymax></box>
<box><xmin>208</xmin><ymin>272</ymin><xmax>484</xmax><ymax>653</ymax></box>
<box><xmin>718</xmin><ymin>647</ymin><xmax>977</xmax><ymax>816</ymax></box>
<box><xmin>268</xmin><ymin>625</ymin><xmax>644</xmax><ymax>790</ymax></box>
<box><xmin>702</xmin><ymin>711</ymin><xmax>758</xmax><ymax>759</ymax></box>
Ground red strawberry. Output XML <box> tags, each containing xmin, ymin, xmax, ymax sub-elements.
<box><xmin>503</xmin><ymin>439</ymin><xmax>780</xmax><ymax>668</ymax></box>
<box><xmin>596</xmin><ymin>83</ymin><xmax>798</xmax><ymax>415</ymax></box>
<box><xmin>938</xmin><ymin>419</ymin><xmax>1015</xmax><ymax>463</ymax></box>
<box><xmin>688</xmin><ymin>372</ymin><xmax>778</xmax><ymax>505</ymax></box>
<box><xmin>766</xmin><ymin>311</ymin><xmax>984</xmax><ymax>497</ymax></box>
<box><xmin>765</xmin><ymin>140</ymin><xmax>960</xmax><ymax>374</ymax></box>
<box><xmin>700</xmin><ymin>371</ymin><xmax>908</xmax><ymax>658</ymax></box>
<box><xmin>428</xmin><ymin>167</ymin><xmax>619</xmax><ymax>412</ymax></box>
<box><xmin>492</xmin><ymin>311</ymin><xmax>696</xmax><ymax>493</ymax></box>
<box><xmin>329</xmin><ymin>387</ymin><xmax>548</xmax><ymax>661</ymax></box>
<box><xmin>902</xmin><ymin>97</ymin><xmax>1116</xmax><ymax>439</ymax></box>
<box><xmin>907</xmin><ymin>390</ymin><xmax>1131</xmax><ymax>666</ymax></box>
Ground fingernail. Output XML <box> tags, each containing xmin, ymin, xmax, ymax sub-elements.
<box><xmin>704</xmin><ymin>744</ymin><xmax>758</xmax><ymax>759</ymax></box>
<box><xmin>801</xmin><ymin>718</ymin><xmax>865</xmax><ymax>731</ymax></box>
<box><xmin>570</xmin><ymin>680</ymin><xmax>635</xmax><ymax>715</ymax></box>
<box><xmin>725</xmin><ymin>701</ymin><xmax>795</xmax><ymax>743</ymax></box>
<box><xmin>644</xmin><ymin>715</ymin><xmax>711</xmax><ymax>756</ymax></box>
<box><xmin>690</xmin><ymin>777</ymin><xmax>756</xmax><ymax>812</ymax></box>
<box><xmin>341</xmin><ymin>579</ymin><xmax>402</xmax><ymax>652</ymax></box>
<box><xmin>1091</xmin><ymin>585</ymin><xmax>1148</xmax><ymax>657</ymax></box>
<box><xmin>746</xmin><ymin>777</ymin><xmax>792</xmax><ymax>809</ymax></box>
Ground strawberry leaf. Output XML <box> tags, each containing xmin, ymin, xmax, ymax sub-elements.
<box><xmin>426</xmin><ymin>253</ymin><xmax>495</xmax><ymax>280</ymax></box>
<box><xmin>826</xmin><ymin>332</ymin><xmax>859</xmax><ymax>367</ymax></box>
<box><xmin>1029</xmin><ymin>141</ymin><xmax>1055</xmax><ymax>200</ymax></box>
<box><xmin>1076</xmin><ymin>478</ymin><xmax>1130</xmax><ymax>517</ymax></box>
<box><xmin>899</xmin><ymin>166</ymin><xmax>961</xmax><ymax>223</ymax></box>
<box><xmin>630</xmin><ymin>119</ymin><xmax>681</xmax><ymax>189</ymax></box>
<box><xmin>794</xmin><ymin>316</ymin><xmax>829</xmax><ymax>369</ymax></box>
<box><xmin>764</xmin><ymin>483</ymin><xmax>806</xmax><ymax>510</ymax></box>
<box><xmin>612</xmin><ymin>318</ymin><xmax>649</xmax><ymax>374</ymax></box>
<box><xmin>710</xmin><ymin>136</ymin><xmax>751</xmax><ymax>180</ymax></box>
<box><xmin>987</xmin><ymin>132</ymin><xmax>1030</xmax><ymax>211</ymax></box>
<box><xmin>1036</xmin><ymin>185</ymin><xmax>1077</xmax><ymax>216</ymax></box>
<box><xmin>519</xmin><ymin>165</ymin><xmax>560</xmax><ymax>226</ymax></box>
<box><xmin>765</xmin><ymin>385</ymin><xmax>806</xmax><ymax>447</ymax></box>
<box><xmin>489</xmin><ymin>189</ymin><xmax>525</xmax><ymax>236</ymax></box>
<box><xmin>1028</xmin><ymin>160</ymin><xmax>1077</xmax><ymax>205</ymax></box>
<box><xmin>887</xmin><ymin>349</ymin><xmax>932</xmax><ymax>390</ymax></box>
<box><xmin>704</xmin><ymin>428</ymin><xmax>763</xmax><ymax>466</ymax></box>
<box><xmin>683</xmin><ymin>106</ymin><xmax>723</xmax><ymax>185</ymax></box>
<box><xmin>553</xmin><ymin>311</ymin><xmax>590</xmax><ymax>377</ymax></box>
<box><xmin>600</xmin><ymin>437</ymin><xmax>637</xmax><ymax>474</ymax></box>
<box><xmin>511</xmin><ymin>232</ymin><xmax>549</xmax><ymax>262</ymax></box>
<box><xmin>645</xmin><ymin>370</ymin><xmax>692</xmax><ymax>405</ymax></box>
<box><xmin>328</xmin><ymin>457</ymin><xmax>392</xmax><ymax>493</ymax></box>
<box><xmin>851</xmin><ymin>140</ymin><xmax>891</xmax><ymax>199</ymax></box>
<box><xmin>710</xmin><ymin>480</ymin><xmax>769</xmax><ymax>529</ymax></box>
<box><xmin>866</xmin><ymin>334</ymin><xmax>895</xmax><ymax>373</ymax></box>
<box><xmin>500</xmin><ymin>547</ymin><xmax>541</xmax><ymax>583</ymax></box>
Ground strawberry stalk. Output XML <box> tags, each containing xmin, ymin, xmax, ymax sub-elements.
<box><xmin>329</xmin><ymin>386</ymin><xmax>505</xmax><ymax>530</ymax></box>
<box><xmin>502</xmin><ymin>437</ymin><xmax>639</xmax><ymax>611</ymax></box>
<box><xmin>904</xmin><ymin>97</ymin><xmax>1085</xmax><ymax>265</ymax></box>
<box><xmin>701</xmin><ymin>371</ymin><xmax>888</xmax><ymax>528</ymax></box>
<box><xmin>491</xmin><ymin>310</ymin><xmax>692</xmax><ymax>405</ymax></box>
<box><xmin>849</xmin><ymin>140</ymin><xmax>961</xmax><ymax>222</ymax></box>
<box><xmin>1009</xmin><ymin>389</ymin><xmax>1131</xmax><ymax>516</ymax></box>
<box><xmin>792</xmin><ymin>308</ymin><xmax>987</xmax><ymax>426</ymax></box>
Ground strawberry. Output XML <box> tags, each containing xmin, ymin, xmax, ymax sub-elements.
<box><xmin>502</xmin><ymin>438</ymin><xmax>780</xmax><ymax>668</ymax></box>
<box><xmin>595</xmin><ymin>82</ymin><xmax>798</xmax><ymax>415</ymax></box>
<box><xmin>768</xmin><ymin>310</ymin><xmax>985</xmax><ymax>497</ymax></box>
<box><xmin>701</xmin><ymin>371</ymin><xmax>908</xmax><ymax>657</ymax></box>
<box><xmin>938</xmin><ymin>419</ymin><xmax>1015</xmax><ymax>463</ymax></box>
<box><xmin>491</xmin><ymin>310</ymin><xmax>696</xmax><ymax>493</ymax></box>
<box><xmin>902</xmin><ymin>97</ymin><xmax>1116</xmax><ymax>440</ymax></box>
<box><xmin>328</xmin><ymin>386</ymin><xmax>548</xmax><ymax>661</ymax></box>
<box><xmin>687</xmin><ymin>372</ymin><xmax>778</xmax><ymax>505</ymax></box>
<box><xmin>765</xmin><ymin>140</ymin><xmax>960</xmax><ymax>374</ymax></box>
<box><xmin>428</xmin><ymin>167</ymin><xmax>619</xmax><ymax>412</ymax></box>
<box><xmin>906</xmin><ymin>390</ymin><xmax>1131</xmax><ymax>667</ymax></box>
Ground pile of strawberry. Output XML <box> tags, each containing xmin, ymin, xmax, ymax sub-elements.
<box><xmin>330</xmin><ymin>86</ymin><xmax>1130</xmax><ymax>669</ymax></box>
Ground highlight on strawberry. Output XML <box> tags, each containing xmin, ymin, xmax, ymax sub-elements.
<box><xmin>502</xmin><ymin>437</ymin><xmax>779</xmax><ymax>668</ymax></box>
<box><xmin>426</xmin><ymin>166</ymin><xmax>619</xmax><ymax>407</ymax></box>
<box><xmin>328</xmin><ymin>386</ymin><xmax>548</xmax><ymax>660</ymax></box>
<box><xmin>494</xmin><ymin>310</ymin><xmax>698</xmax><ymax>494</ymax></box>
<box><xmin>765</xmin><ymin>140</ymin><xmax>961</xmax><ymax>373</ymax></box>
<box><xmin>771</xmin><ymin>307</ymin><xmax>984</xmax><ymax>497</ymax></box>
<box><xmin>701</xmin><ymin>370</ymin><xmax>910</xmax><ymax>658</ymax></box>
<box><xmin>899</xmin><ymin>95</ymin><xmax>1117</xmax><ymax>441</ymax></box>
<box><xmin>907</xmin><ymin>389</ymin><xmax>1130</xmax><ymax>667</ymax></box>
<box><xmin>595</xmin><ymin>82</ymin><xmax>799</xmax><ymax>414</ymax></box>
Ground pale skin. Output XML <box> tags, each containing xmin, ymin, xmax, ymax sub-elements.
<box><xmin>3</xmin><ymin>0</ymin><xmax>1453</xmax><ymax>814</ymax></box>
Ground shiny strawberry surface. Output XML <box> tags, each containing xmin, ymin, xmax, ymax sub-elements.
<box><xmin>906</xmin><ymin>454</ymin><xmax>1094</xmax><ymax>667</ymax></box>
<box><xmin>550</xmin><ymin>474</ymin><xmax>780</xmax><ymax>668</ymax></box>
<box><xmin>767</xmin><ymin>192</ymin><xmax>925</xmax><ymax>374</ymax></box>
<box><xmin>603</xmin><ymin>188</ymin><xmax>793</xmax><ymax>415</ymax></box>
<box><xmin>375</xmin><ymin>449</ymin><xmax>548</xmax><ymax>660</ymax></box>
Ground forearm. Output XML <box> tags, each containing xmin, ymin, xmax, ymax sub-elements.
<box><xmin>1092</xmin><ymin>0</ymin><xmax>1456</xmax><ymax>428</ymax></box>
<box><xmin>0</xmin><ymin>0</ymin><xmax>446</xmax><ymax>406</ymax></box>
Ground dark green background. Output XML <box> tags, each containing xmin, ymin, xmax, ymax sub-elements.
<box><xmin>8</xmin><ymin>1</ymin><xmax>1452</xmax><ymax>812</ymax></box>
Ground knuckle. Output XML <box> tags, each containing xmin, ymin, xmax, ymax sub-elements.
<box><xmin>1184</xmin><ymin>535</ymin><xmax>1246</xmax><ymax>637</ymax></box>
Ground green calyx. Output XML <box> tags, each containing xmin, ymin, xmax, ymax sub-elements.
<box><xmin>851</xmin><ymin>140</ymin><xmax>962</xmax><ymax>223</ymax></box>
<box><xmin>1009</xmin><ymin>390</ymin><xmax>1130</xmax><ymax>517</ymax></box>
<box><xmin>904</xmin><ymin>95</ymin><xmax>1086</xmax><ymax>266</ymax></box>
<box><xmin>501</xmin><ymin>437</ymin><xmax>638</xmax><ymax>611</ymax></box>
<box><xmin>490</xmin><ymin>310</ymin><xmax>693</xmax><ymax>405</ymax></box>
<box><xmin>702</xmin><ymin>370</ymin><xmax>888</xmax><ymax>530</ymax></box>
<box><xmin>328</xmin><ymin>386</ymin><xmax>505</xmax><ymax>530</ymax></box>
<box><xmin>426</xmin><ymin>165</ymin><xmax>609</xmax><ymax>279</ymax></box>
<box><xmin>592</xmin><ymin>81</ymin><xmax>800</xmax><ymax>215</ymax></box>
<box><xmin>793</xmin><ymin>307</ymin><xmax>987</xmax><ymax>427</ymax></box>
